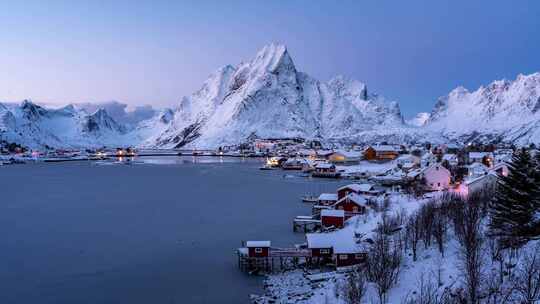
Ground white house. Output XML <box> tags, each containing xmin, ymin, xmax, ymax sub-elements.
<box><xmin>466</xmin><ymin>162</ymin><xmax>489</xmax><ymax>179</ymax></box>
<box><xmin>329</xmin><ymin>150</ymin><xmax>362</xmax><ymax>164</ymax></box>
<box><xmin>421</xmin><ymin>152</ymin><xmax>437</xmax><ymax>168</ymax></box>
<box><xmin>458</xmin><ymin>172</ymin><xmax>499</xmax><ymax>196</ymax></box>
<box><xmin>468</xmin><ymin>152</ymin><xmax>493</xmax><ymax>166</ymax></box>
<box><xmin>422</xmin><ymin>164</ymin><xmax>451</xmax><ymax>191</ymax></box>
<box><xmin>442</xmin><ymin>153</ymin><xmax>459</xmax><ymax>167</ymax></box>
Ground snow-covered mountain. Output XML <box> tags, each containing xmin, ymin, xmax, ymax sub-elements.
<box><xmin>0</xmin><ymin>100</ymin><xmax>135</xmax><ymax>148</ymax></box>
<box><xmin>3</xmin><ymin>44</ymin><xmax>540</xmax><ymax>149</ymax></box>
<box><xmin>426</xmin><ymin>72</ymin><xmax>540</xmax><ymax>145</ymax></box>
<box><xmin>406</xmin><ymin>112</ymin><xmax>430</xmax><ymax>127</ymax></box>
<box><xmin>150</xmin><ymin>43</ymin><xmax>406</xmax><ymax>148</ymax></box>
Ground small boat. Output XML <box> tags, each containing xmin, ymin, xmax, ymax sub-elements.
<box><xmin>301</xmin><ymin>195</ymin><xmax>318</xmax><ymax>203</ymax></box>
<box><xmin>259</xmin><ymin>166</ymin><xmax>276</xmax><ymax>170</ymax></box>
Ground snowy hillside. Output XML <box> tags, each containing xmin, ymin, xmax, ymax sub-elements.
<box><xmin>0</xmin><ymin>100</ymin><xmax>137</xmax><ymax>148</ymax></box>
<box><xmin>426</xmin><ymin>73</ymin><xmax>540</xmax><ymax>145</ymax></box>
<box><xmin>150</xmin><ymin>43</ymin><xmax>407</xmax><ymax>148</ymax></box>
<box><xmin>406</xmin><ymin>112</ymin><xmax>430</xmax><ymax>127</ymax></box>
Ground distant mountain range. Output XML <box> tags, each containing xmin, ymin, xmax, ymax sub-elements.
<box><xmin>1</xmin><ymin>43</ymin><xmax>539</xmax><ymax>149</ymax></box>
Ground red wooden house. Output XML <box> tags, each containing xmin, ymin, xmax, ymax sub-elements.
<box><xmin>321</xmin><ymin>209</ymin><xmax>345</xmax><ymax>228</ymax></box>
<box><xmin>333</xmin><ymin>193</ymin><xmax>367</xmax><ymax>218</ymax></box>
<box><xmin>246</xmin><ymin>241</ymin><xmax>271</xmax><ymax>258</ymax></box>
<box><xmin>306</xmin><ymin>233</ymin><xmax>334</xmax><ymax>258</ymax></box>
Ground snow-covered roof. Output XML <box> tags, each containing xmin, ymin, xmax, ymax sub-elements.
<box><xmin>467</xmin><ymin>162</ymin><xmax>489</xmax><ymax>171</ymax></box>
<box><xmin>371</xmin><ymin>145</ymin><xmax>398</xmax><ymax>152</ymax></box>
<box><xmin>407</xmin><ymin>168</ymin><xmax>424</xmax><ymax>178</ymax></box>
<box><xmin>442</xmin><ymin>153</ymin><xmax>457</xmax><ymax>161</ymax></box>
<box><xmin>402</xmin><ymin>162</ymin><xmax>416</xmax><ymax>169</ymax></box>
<box><xmin>318</xmin><ymin>193</ymin><xmax>338</xmax><ymax>201</ymax></box>
<box><xmin>306</xmin><ymin>233</ymin><xmax>335</xmax><ymax>249</ymax></box>
<box><xmin>337</xmin><ymin>183</ymin><xmax>374</xmax><ymax>193</ymax></box>
<box><xmin>306</xmin><ymin>217</ymin><xmax>365</xmax><ymax>253</ymax></box>
<box><xmin>246</xmin><ymin>241</ymin><xmax>271</xmax><ymax>247</ymax></box>
<box><xmin>297</xmin><ymin>149</ymin><xmax>316</xmax><ymax>156</ymax></box>
<box><xmin>316</xmin><ymin>150</ymin><xmax>334</xmax><ymax>156</ymax></box>
<box><xmin>315</xmin><ymin>163</ymin><xmax>334</xmax><ymax>169</ymax></box>
<box><xmin>332</xmin><ymin>150</ymin><xmax>362</xmax><ymax>158</ymax></box>
<box><xmin>464</xmin><ymin>172</ymin><xmax>498</xmax><ymax>186</ymax></box>
<box><xmin>321</xmin><ymin>209</ymin><xmax>345</xmax><ymax>217</ymax></box>
<box><xmin>469</xmin><ymin>152</ymin><xmax>492</xmax><ymax>159</ymax></box>
<box><xmin>421</xmin><ymin>152</ymin><xmax>436</xmax><ymax>160</ymax></box>
<box><xmin>335</xmin><ymin>193</ymin><xmax>367</xmax><ymax>206</ymax></box>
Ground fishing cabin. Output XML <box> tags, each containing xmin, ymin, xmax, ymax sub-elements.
<box><xmin>312</xmin><ymin>163</ymin><xmax>340</xmax><ymax>178</ymax></box>
<box><xmin>333</xmin><ymin>193</ymin><xmax>367</xmax><ymax>218</ymax></box>
<box><xmin>337</xmin><ymin>183</ymin><xmax>379</xmax><ymax>199</ymax></box>
<box><xmin>321</xmin><ymin>209</ymin><xmax>345</xmax><ymax>229</ymax></box>
<box><xmin>364</xmin><ymin>145</ymin><xmax>399</xmax><ymax>161</ymax></box>
<box><xmin>246</xmin><ymin>241</ymin><xmax>271</xmax><ymax>257</ymax></box>
<box><xmin>317</xmin><ymin>193</ymin><xmax>338</xmax><ymax>206</ymax></box>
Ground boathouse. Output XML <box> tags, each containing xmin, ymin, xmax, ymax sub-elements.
<box><xmin>246</xmin><ymin>241</ymin><xmax>271</xmax><ymax>257</ymax></box>
<box><xmin>364</xmin><ymin>145</ymin><xmax>399</xmax><ymax>161</ymax></box>
<box><xmin>321</xmin><ymin>209</ymin><xmax>345</xmax><ymax>229</ymax></box>
<box><xmin>317</xmin><ymin>193</ymin><xmax>338</xmax><ymax>206</ymax></box>
<box><xmin>312</xmin><ymin>163</ymin><xmax>340</xmax><ymax>178</ymax></box>
<box><xmin>333</xmin><ymin>193</ymin><xmax>367</xmax><ymax>218</ymax></box>
<box><xmin>306</xmin><ymin>233</ymin><xmax>334</xmax><ymax>258</ymax></box>
<box><xmin>337</xmin><ymin>183</ymin><xmax>378</xmax><ymax>199</ymax></box>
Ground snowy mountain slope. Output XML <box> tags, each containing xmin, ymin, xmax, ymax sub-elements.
<box><xmin>151</xmin><ymin>43</ymin><xmax>407</xmax><ymax>148</ymax></box>
<box><xmin>426</xmin><ymin>72</ymin><xmax>540</xmax><ymax>145</ymax></box>
<box><xmin>0</xmin><ymin>100</ymin><xmax>136</xmax><ymax>148</ymax></box>
<box><xmin>406</xmin><ymin>112</ymin><xmax>430</xmax><ymax>127</ymax></box>
<box><xmin>3</xmin><ymin>45</ymin><xmax>540</xmax><ymax>149</ymax></box>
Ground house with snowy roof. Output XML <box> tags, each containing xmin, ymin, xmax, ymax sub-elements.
<box><xmin>337</xmin><ymin>183</ymin><xmax>379</xmax><ymax>199</ymax></box>
<box><xmin>306</xmin><ymin>217</ymin><xmax>367</xmax><ymax>268</ymax></box>
<box><xmin>466</xmin><ymin>162</ymin><xmax>489</xmax><ymax>179</ymax></box>
<box><xmin>312</xmin><ymin>162</ymin><xmax>340</xmax><ymax>178</ymax></box>
<box><xmin>332</xmin><ymin>193</ymin><xmax>368</xmax><ymax>218</ymax></box>
<box><xmin>422</xmin><ymin>164</ymin><xmax>451</xmax><ymax>191</ymax></box>
<box><xmin>442</xmin><ymin>153</ymin><xmax>459</xmax><ymax>167</ymax></box>
<box><xmin>363</xmin><ymin>145</ymin><xmax>400</xmax><ymax>161</ymax></box>
<box><xmin>328</xmin><ymin>150</ymin><xmax>362</xmax><ymax>164</ymax></box>
<box><xmin>407</xmin><ymin>164</ymin><xmax>451</xmax><ymax>191</ymax></box>
<box><xmin>317</xmin><ymin>193</ymin><xmax>338</xmax><ymax>206</ymax></box>
<box><xmin>468</xmin><ymin>152</ymin><xmax>494</xmax><ymax>166</ymax></box>
<box><xmin>321</xmin><ymin>209</ymin><xmax>345</xmax><ymax>228</ymax></box>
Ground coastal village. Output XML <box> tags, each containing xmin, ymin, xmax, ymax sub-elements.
<box><xmin>232</xmin><ymin>137</ymin><xmax>525</xmax><ymax>303</ymax></box>
<box><xmin>1</xmin><ymin>135</ymin><xmax>536</xmax><ymax>303</ymax></box>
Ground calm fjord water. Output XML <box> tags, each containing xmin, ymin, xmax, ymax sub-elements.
<box><xmin>0</xmin><ymin>158</ymin><xmax>343</xmax><ymax>304</ymax></box>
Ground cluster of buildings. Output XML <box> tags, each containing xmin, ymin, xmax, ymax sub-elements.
<box><xmin>238</xmin><ymin>141</ymin><xmax>523</xmax><ymax>273</ymax></box>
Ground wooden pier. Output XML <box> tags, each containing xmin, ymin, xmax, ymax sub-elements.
<box><xmin>237</xmin><ymin>245</ymin><xmax>312</xmax><ymax>273</ymax></box>
<box><xmin>292</xmin><ymin>216</ymin><xmax>321</xmax><ymax>232</ymax></box>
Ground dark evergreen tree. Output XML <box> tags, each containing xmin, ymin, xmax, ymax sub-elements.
<box><xmin>488</xmin><ymin>148</ymin><xmax>537</xmax><ymax>248</ymax></box>
<box><xmin>531</xmin><ymin>149</ymin><xmax>540</xmax><ymax>238</ymax></box>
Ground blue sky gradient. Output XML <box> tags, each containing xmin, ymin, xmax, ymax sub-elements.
<box><xmin>1</xmin><ymin>0</ymin><xmax>540</xmax><ymax>117</ymax></box>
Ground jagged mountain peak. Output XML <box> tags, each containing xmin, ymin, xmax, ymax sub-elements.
<box><xmin>151</xmin><ymin>43</ymin><xmax>406</xmax><ymax>148</ymax></box>
<box><xmin>407</xmin><ymin>112</ymin><xmax>431</xmax><ymax>127</ymax></box>
<box><xmin>82</xmin><ymin>108</ymin><xmax>125</xmax><ymax>134</ymax></box>
<box><xmin>251</xmin><ymin>43</ymin><xmax>293</xmax><ymax>74</ymax></box>
<box><xmin>327</xmin><ymin>75</ymin><xmax>368</xmax><ymax>100</ymax></box>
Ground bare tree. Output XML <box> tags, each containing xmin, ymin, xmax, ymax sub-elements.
<box><xmin>401</xmin><ymin>272</ymin><xmax>456</xmax><ymax>304</ymax></box>
<box><xmin>514</xmin><ymin>244</ymin><xmax>540</xmax><ymax>303</ymax></box>
<box><xmin>338</xmin><ymin>268</ymin><xmax>366</xmax><ymax>304</ymax></box>
<box><xmin>406</xmin><ymin>212</ymin><xmax>421</xmax><ymax>262</ymax></box>
<box><xmin>432</xmin><ymin>207</ymin><xmax>448</xmax><ymax>257</ymax></box>
<box><xmin>455</xmin><ymin>199</ymin><xmax>484</xmax><ymax>304</ymax></box>
<box><xmin>419</xmin><ymin>201</ymin><xmax>436</xmax><ymax>249</ymax></box>
<box><xmin>366</xmin><ymin>225</ymin><xmax>403</xmax><ymax>304</ymax></box>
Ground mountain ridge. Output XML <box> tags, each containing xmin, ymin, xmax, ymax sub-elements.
<box><xmin>1</xmin><ymin>44</ymin><xmax>540</xmax><ymax>149</ymax></box>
